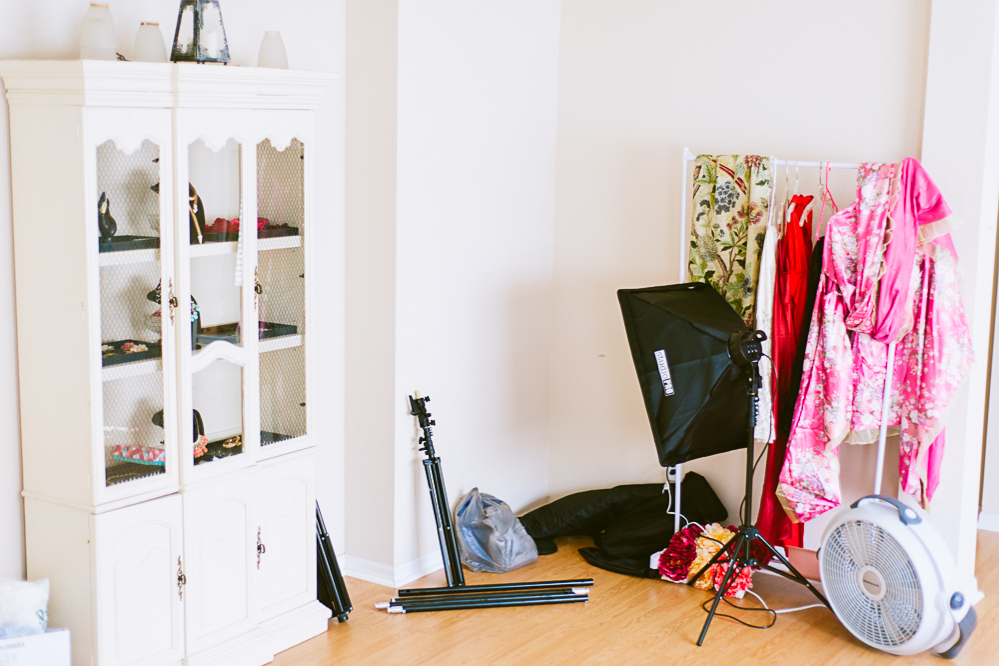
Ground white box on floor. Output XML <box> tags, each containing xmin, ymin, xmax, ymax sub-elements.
<box><xmin>0</xmin><ymin>629</ymin><xmax>71</xmax><ymax>666</ymax></box>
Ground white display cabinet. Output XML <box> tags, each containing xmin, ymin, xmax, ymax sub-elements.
<box><xmin>1</xmin><ymin>60</ymin><xmax>335</xmax><ymax>666</ymax></box>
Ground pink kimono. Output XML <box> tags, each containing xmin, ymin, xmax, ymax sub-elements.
<box><xmin>779</xmin><ymin>159</ymin><xmax>972</xmax><ymax>522</ymax></box>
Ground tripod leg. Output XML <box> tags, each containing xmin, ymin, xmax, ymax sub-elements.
<box><xmin>758</xmin><ymin>537</ymin><xmax>829</xmax><ymax>608</ymax></box>
<box><xmin>424</xmin><ymin>460</ymin><xmax>459</xmax><ymax>587</ymax></box>
<box><xmin>429</xmin><ymin>460</ymin><xmax>465</xmax><ymax>587</ymax></box>
<box><xmin>687</xmin><ymin>533</ymin><xmax>738</xmax><ymax>588</ymax></box>
<box><xmin>696</xmin><ymin>533</ymin><xmax>746</xmax><ymax>646</ymax></box>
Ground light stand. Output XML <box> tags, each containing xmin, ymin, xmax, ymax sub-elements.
<box><xmin>377</xmin><ymin>394</ymin><xmax>593</xmax><ymax>613</ymax></box>
<box><xmin>688</xmin><ymin>331</ymin><xmax>830</xmax><ymax>646</ymax></box>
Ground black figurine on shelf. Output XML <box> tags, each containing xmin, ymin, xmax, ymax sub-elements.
<box><xmin>189</xmin><ymin>183</ymin><xmax>207</xmax><ymax>244</ymax></box>
<box><xmin>149</xmin><ymin>180</ymin><xmax>206</xmax><ymax>244</ymax></box>
<box><xmin>98</xmin><ymin>192</ymin><xmax>117</xmax><ymax>243</ymax></box>
<box><xmin>153</xmin><ymin>408</ymin><xmax>208</xmax><ymax>459</ymax></box>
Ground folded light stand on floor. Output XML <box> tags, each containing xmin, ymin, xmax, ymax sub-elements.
<box><xmin>317</xmin><ymin>502</ymin><xmax>353</xmax><ymax>622</ymax></box>
<box><xmin>376</xmin><ymin>394</ymin><xmax>594</xmax><ymax>614</ymax></box>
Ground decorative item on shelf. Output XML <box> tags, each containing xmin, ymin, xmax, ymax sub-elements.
<box><xmin>79</xmin><ymin>3</ymin><xmax>117</xmax><ymax>61</ymax></box>
<box><xmin>257</xmin><ymin>31</ymin><xmax>289</xmax><ymax>69</ymax></box>
<box><xmin>171</xmin><ymin>0</ymin><xmax>231</xmax><ymax>64</ymax></box>
<box><xmin>97</xmin><ymin>192</ymin><xmax>117</xmax><ymax>243</ymax></box>
<box><xmin>153</xmin><ymin>408</ymin><xmax>208</xmax><ymax>459</ymax></box>
<box><xmin>189</xmin><ymin>183</ymin><xmax>206</xmax><ymax>244</ymax></box>
<box><xmin>200</xmin><ymin>433</ymin><xmax>242</xmax><ymax>462</ymax></box>
<box><xmin>148</xmin><ymin>281</ymin><xmax>202</xmax><ymax>350</ymax></box>
<box><xmin>112</xmin><ymin>444</ymin><xmax>166</xmax><ymax>466</ymax></box>
<box><xmin>101</xmin><ymin>339</ymin><xmax>162</xmax><ymax>366</ymax></box>
<box><xmin>133</xmin><ymin>22</ymin><xmax>168</xmax><ymax>63</ymax></box>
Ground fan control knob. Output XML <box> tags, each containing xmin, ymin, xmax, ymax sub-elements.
<box><xmin>950</xmin><ymin>592</ymin><xmax>965</xmax><ymax>610</ymax></box>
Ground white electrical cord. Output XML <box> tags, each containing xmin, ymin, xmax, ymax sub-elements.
<box><xmin>751</xmin><ymin>569</ymin><xmax>828</xmax><ymax>613</ymax></box>
<box><xmin>663</xmin><ymin>477</ymin><xmax>699</xmax><ymax>530</ymax></box>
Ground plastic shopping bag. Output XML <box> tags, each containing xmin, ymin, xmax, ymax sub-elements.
<box><xmin>0</xmin><ymin>578</ymin><xmax>49</xmax><ymax>638</ymax></box>
<box><xmin>455</xmin><ymin>488</ymin><xmax>538</xmax><ymax>573</ymax></box>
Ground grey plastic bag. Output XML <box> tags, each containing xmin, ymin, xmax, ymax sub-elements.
<box><xmin>455</xmin><ymin>488</ymin><xmax>538</xmax><ymax>573</ymax></box>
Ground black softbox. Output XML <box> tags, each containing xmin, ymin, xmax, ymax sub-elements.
<box><xmin>617</xmin><ymin>282</ymin><xmax>750</xmax><ymax>467</ymax></box>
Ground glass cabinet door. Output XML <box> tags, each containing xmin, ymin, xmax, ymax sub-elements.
<box><xmin>256</xmin><ymin>139</ymin><xmax>307</xmax><ymax>448</ymax></box>
<box><xmin>181</xmin><ymin>137</ymin><xmax>253</xmax><ymax>474</ymax></box>
<box><xmin>97</xmin><ymin>139</ymin><xmax>175</xmax><ymax>491</ymax></box>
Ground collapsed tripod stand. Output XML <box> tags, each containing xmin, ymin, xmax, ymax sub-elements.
<box><xmin>688</xmin><ymin>331</ymin><xmax>830</xmax><ymax>645</ymax></box>
<box><xmin>375</xmin><ymin>393</ymin><xmax>594</xmax><ymax>613</ymax></box>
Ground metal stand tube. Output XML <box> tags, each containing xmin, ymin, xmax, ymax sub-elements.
<box><xmin>388</xmin><ymin>595</ymin><xmax>589</xmax><ymax>614</ymax></box>
<box><xmin>397</xmin><ymin>578</ymin><xmax>594</xmax><ymax>598</ymax></box>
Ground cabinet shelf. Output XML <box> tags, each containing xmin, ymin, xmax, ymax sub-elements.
<box><xmin>260</xmin><ymin>334</ymin><xmax>302</xmax><ymax>353</ymax></box>
<box><xmin>98</xmin><ymin>247</ymin><xmax>160</xmax><ymax>267</ymax></box>
<box><xmin>189</xmin><ymin>235</ymin><xmax>302</xmax><ymax>259</ymax></box>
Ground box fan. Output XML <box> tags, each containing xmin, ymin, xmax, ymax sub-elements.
<box><xmin>820</xmin><ymin>495</ymin><xmax>982</xmax><ymax>657</ymax></box>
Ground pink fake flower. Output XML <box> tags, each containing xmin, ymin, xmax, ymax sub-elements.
<box><xmin>658</xmin><ymin>524</ymin><xmax>703</xmax><ymax>582</ymax></box>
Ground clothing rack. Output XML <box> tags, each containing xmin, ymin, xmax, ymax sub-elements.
<box><xmin>672</xmin><ymin>147</ymin><xmax>893</xmax><ymax>536</ymax></box>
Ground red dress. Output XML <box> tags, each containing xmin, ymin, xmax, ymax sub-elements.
<box><xmin>756</xmin><ymin>194</ymin><xmax>812</xmax><ymax>548</ymax></box>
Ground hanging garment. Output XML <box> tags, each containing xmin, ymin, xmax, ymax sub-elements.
<box><xmin>779</xmin><ymin>160</ymin><xmax>972</xmax><ymax>522</ymax></box>
<box><xmin>780</xmin><ymin>237</ymin><xmax>825</xmax><ymax>433</ymax></box>
<box><xmin>756</xmin><ymin>194</ymin><xmax>813</xmax><ymax>547</ymax></box>
<box><xmin>688</xmin><ymin>155</ymin><xmax>774</xmax><ymax>327</ymax></box>
<box><xmin>753</xmin><ymin>206</ymin><xmax>779</xmax><ymax>443</ymax></box>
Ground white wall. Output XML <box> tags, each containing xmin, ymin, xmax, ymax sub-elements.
<box><xmin>548</xmin><ymin>0</ymin><xmax>932</xmax><ymax>532</ymax></box>
<box><xmin>393</xmin><ymin>0</ymin><xmax>561</xmax><ymax>566</ymax></box>
<box><xmin>0</xmin><ymin>0</ymin><xmax>346</xmax><ymax>578</ymax></box>
<box><xmin>344</xmin><ymin>0</ymin><xmax>561</xmax><ymax>582</ymax></box>
<box><xmin>921</xmin><ymin>0</ymin><xmax>999</xmax><ymax>580</ymax></box>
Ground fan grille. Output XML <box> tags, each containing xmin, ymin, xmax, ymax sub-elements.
<box><xmin>823</xmin><ymin>520</ymin><xmax>922</xmax><ymax>647</ymax></box>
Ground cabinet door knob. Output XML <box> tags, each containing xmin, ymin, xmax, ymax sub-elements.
<box><xmin>253</xmin><ymin>266</ymin><xmax>263</xmax><ymax>311</ymax></box>
<box><xmin>257</xmin><ymin>527</ymin><xmax>266</xmax><ymax>569</ymax></box>
<box><xmin>177</xmin><ymin>556</ymin><xmax>186</xmax><ymax>600</ymax></box>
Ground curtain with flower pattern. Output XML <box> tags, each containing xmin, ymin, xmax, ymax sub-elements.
<box><xmin>688</xmin><ymin>155</ymin><xmax>773</xmax><ymax>327</ymax></box>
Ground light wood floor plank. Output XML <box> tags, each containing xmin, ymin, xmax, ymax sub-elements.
<box><xmin>275</xmin><ymin>532</ymin><xmax>999</xmax><ymax>665</ymax></box>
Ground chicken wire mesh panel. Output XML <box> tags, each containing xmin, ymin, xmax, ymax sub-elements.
<box><xmin>257</xmin><ymin>138</ymin><xmax>306</xmax><ymax>445</ymax></box>
<box><xmin>103</xmin><ymin>371</ymin><xmax>166</xmax><ymax>486</ymax></box>
<box><xmin>96</xmin><ymin>140</ymin><xmax>161</xmax><ymax>248</ymax></box>
<box><xmin>260</xmin><ymin>345</ymin><xmax>307</xmax><ymax>444</ymax></box>
<box><xmin>98</xmin><ymin>141</ymin><xmax>167</xmax><ymax>486</ymax></box>
<box><xmin>257</xmin><ymin>138</ymin><xmax>304</xmax><ymax>233</ymax></box>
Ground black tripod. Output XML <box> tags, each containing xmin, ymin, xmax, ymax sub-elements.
<box><xmin>688</xmin><ymin>331</ymin><xmax>830</xmax><ymax>645</ymax></box>
<box><xmin>377</xmin><ymin>394</ymin><xmax>593</xmax><ymax>613</ymax></box>
<box><xmin>317</xmin><ymin>502</ymin><xmax>353</xmax><ymax>622</ymax></box>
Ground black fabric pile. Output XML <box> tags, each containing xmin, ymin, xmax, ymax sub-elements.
<box><xmin>519</xmin><ymin>473</ymin><xmax>727</xmax><ymax>578</ymax></box>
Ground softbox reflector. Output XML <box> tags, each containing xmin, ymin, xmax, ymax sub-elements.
<box><xmin>618</xmin><ymin>282</ymin><xmax>750</xmax><ymax>467</ymax></box>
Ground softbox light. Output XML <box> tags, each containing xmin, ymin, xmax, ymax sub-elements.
<box><xmin>617</xmin><ymin>282</ymin><xmax>750</xmax><ymax>467</ymax></box>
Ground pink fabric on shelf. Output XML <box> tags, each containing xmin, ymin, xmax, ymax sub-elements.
<box><xmin>779</xmin><ymin>159</ymin><xmax>972</xmax><ymax>523</ymax></box>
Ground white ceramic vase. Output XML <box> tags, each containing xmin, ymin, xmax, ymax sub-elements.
<box><xmin>257</xmin><ymin>31</ymin><xmax>289</xmax><ymax>69</ymax></box>
<box><xmin>79</xmin><ymin>3</ymin><xmax>117</xmax><ymax>61</ymax></box>
<box><xmin>133</xmin><ymin>22</ymin><xmax>168</xmax><ymax>63</ymax></box>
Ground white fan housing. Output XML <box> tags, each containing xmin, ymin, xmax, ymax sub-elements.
<box><xmin>819</xmin><ymin>495</ymin><xmax>982</xmax><ymax>657</ymax></box>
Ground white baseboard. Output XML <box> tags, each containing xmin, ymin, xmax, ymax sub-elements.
<box><xmin>978</xmin><ymin>511</ymin><xmax>999</xmax><ymax>532</ymax></box>
<box><xmin>341</xmin><ymin>550</ymin><xmax>444</xmax><ymax>589</ymax></box>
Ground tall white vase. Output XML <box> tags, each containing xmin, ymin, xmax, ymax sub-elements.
<box><xmin>133</xmin><ymin>22</ymin><xmax>168</xmax><ymax>63</ymax></box>
<box><xmin>257</xmin><ymin>31</ymin><xmax>289</xmax><ymax>69</ymax></box>
<box><xmin>79</xmin><ymin>3</ymin><xmax>117</xmax><ymax>61</ymax></box>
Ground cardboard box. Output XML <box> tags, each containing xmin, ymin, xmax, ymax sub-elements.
<box><xmin>0</xmin><ymin>630</ymin><xmax>71</xmax><ymax>666</ymax></box>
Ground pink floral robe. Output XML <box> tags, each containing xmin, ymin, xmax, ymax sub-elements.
<box><xmin>779</xmin><ymin>159</ymin><xmax>972</xmax><ymax>522</ymax></box>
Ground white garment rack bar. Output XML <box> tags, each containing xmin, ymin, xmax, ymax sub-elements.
<box><xmin>672</xmin><ymin>147</ymin><xmax>893</xmax><ymax>536</ymax></box>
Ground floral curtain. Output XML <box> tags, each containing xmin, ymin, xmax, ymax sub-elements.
<box><xmin>688</xmin><ymin>155</ymin><xmax>773</xmax><ymax>327</ymax></box>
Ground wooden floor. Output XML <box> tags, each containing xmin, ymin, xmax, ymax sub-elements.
<box><xmin>275</xmin><ymin>532</ymin><xmax>999</xmax><ymax>665</ymax></box>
